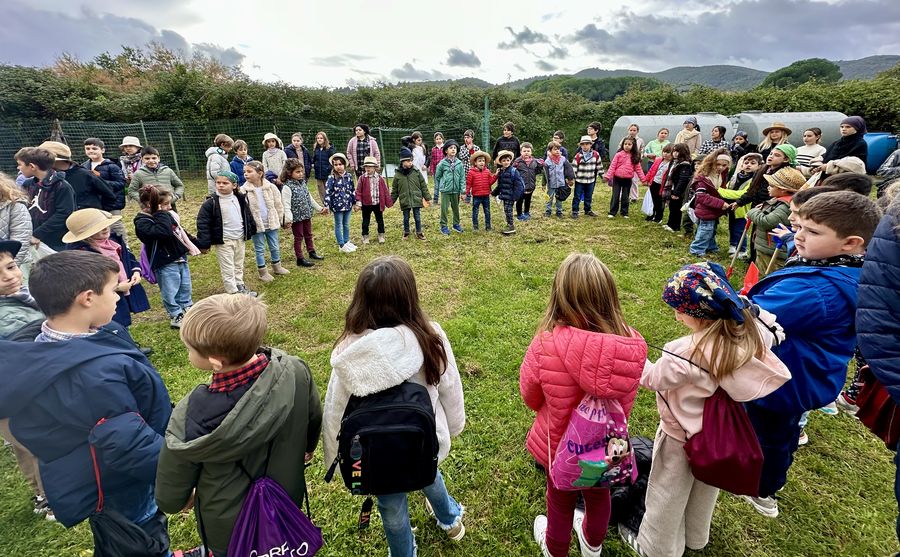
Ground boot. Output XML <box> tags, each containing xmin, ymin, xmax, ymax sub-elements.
<box><xmin>258</xmin><ymin>266</ymin><xmax>274</xmax><ymax>283</ymax></box>
<box><xmin>272</xmin><ymin>261</ymin><xmax>291</xmax><ymax>275</ymax></box>
<box><xmin>362</xmin><ymin>235</ymin><xmax>370</xmax><ymax>245</ymax></box>
<box><xmin>308</xmin><ymin>251</ymin><xmax>324</xmax><ymax>260</ymax></box>
<box><xmin>297</xmin><ymin>258</ymin><xmax>314</xmax><ymax>268</ymax></box>
<box><xmin>378</xmin><ymin>233</ymin><xmax>385</xmax><ymax>244</ymax></box>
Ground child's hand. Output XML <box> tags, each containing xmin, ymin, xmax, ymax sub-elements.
<box><xmin>771</xmin><ymin>223</ymin><xmax>793</xmax><ymax>239</ymax></box>
<box><xmin>129</xmin><ymin>272</ymin><xmax>142</xmax><ymax>287</ymax></box>
<box><xmin>181</xmin><ymin>489</ymin><xmax>196</xmax><ymax>512</ymax></box>
<box><xmin>304</xmin><ymin>452</ymin><xmax>314</xmax><ymax>464</ymax></box>
<box><xmin>422</xmin><ymin>199</ymin><xmax>430</xmax><ymax>208</ymax></box>
<box><xmin>320</xmin><ymin>208</ymin><xmax>329</xmax><ymax>215</ymax></box>
<box><xmin>282</xmin><ymin>223</ymin><xmax>291</xmax><ymax>229</ymax></box>
<box><xmin>116</xmin><ymin>281</ymin><xmax>132</xmax><ymax>294</ymax></box>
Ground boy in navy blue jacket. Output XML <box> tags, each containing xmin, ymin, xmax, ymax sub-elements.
<box><xmin>83</xmin><ymin>138</ymin><xmax>128</xmax><ymax>239</ymax></box>
<box><xmin>744</xmin><ymin>191</ymin><xmax>881</xmax><ymax>518</ymax></box>
<box><xmin>0</xmin><ymin>251</ymin><xmax>173</xmax><ymax>553</ymax></box>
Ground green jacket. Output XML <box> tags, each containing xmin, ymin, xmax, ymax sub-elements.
<box><xmin>718</xmin><ymin>176</ymin><xmax>753</xmax><ymax>218</ymax></box>
<box><xmin>434</xmin><ymin>157</ymin><xmax>465</xmax><ymax>194</ymax></box>
<box><xmin>0</xmin><ymin>295</ymin><xmax>43</xmax><ymax>339</ymax></box>
<box><xmin>155</xmin><ymin>349</ymin><xmax>322</xmax><ymax>555</ymax></box>
<box><xmin>391</xmin><ymin>168</ymin><xmax>430</xmax><ymax>209</ymax></box>
<box><xmin>128</xmin><ymin>165</ymin><xmax>185</xmax><ymax>202</ymax></box>
<box><xmin>747</xmin><ymin>197</ymin><xmax>791</xmax><ymax>255</ymax></box>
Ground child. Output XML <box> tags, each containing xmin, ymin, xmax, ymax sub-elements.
<box><xmin>661</xmin><ymin>143</ymin><xmax>693</xmax><ymax>233</ymax></box>
<box><xmin>196</xmin><ymin>171</ymin><xmax>258</xmax><ymax>295</ymax></box>
<box><xmin>135</xmin><ymin>185</ymin><xmax>194</xmax><ymax>328</ymax></box>
<box><xmin>513</xmin><ymin>143</ymin><xmax>544</xmax><ymax>221</ymax></box>
<box><xmin>625</xmin><ymin>262</ymin><xmax>790</xmax><ymax>557</ymax></box>
<box><xmin>230</xmin><ymin>139</ymin><xmax>253</xmax><ymax>186</ymax></box>
<box><xmin>604</xmin><ymin>137</ymin><xmax>646</xmax><ymax>219</ymax></box>
<box><xmin>542</xmin><ymin>141</ymin><xmax>575</xmax><ymax>218</ymax></box>
<box><xmin>429</xmin><ymin>132</ymin><xmax>446</xmax><ymax>203</ymax></box>
<box><xmin>155</xmin><ymin>293</ymin><xmax>322</xmax><ymax>557</ymax></box>
<box><xmin>0</xmin><ymin>250</ymin><xmax>172</xmax><ymax>552</ymax></box>
<box><xmin>323</xmin><ymin>256</ymin><xmax>466</xmax><ymax>557</ymax></box>
<box><xmin>466</xmin><ymin>151</ymin><xmax>497</xmax><ymax>231</ymax></box>
<box><xmin>746</xmin><ymin>167</ymin><xmax>806</xmax><ymax>276</ymax></box>
<box><xmin>355</xmin><ymin>156</ymin><xmax>393</xmax><ymax>244</ymax></box>
<box><xmin>492</xmin><ymin>121</ymin><xmax>522</xmax><ymax>161</ymax></box>
<box><xmin>744</xmin><ymin>192</ymin><xmax>881</xmax><ymax>518</ymax></box>
<box><xmin>571</xmin><ymin>136</ymin><xmax>603</xmax><ymax>218</ymax></box>
<box><xmin>0</xmin><ymin>173</ymin><xmax>33</xmax><ymax>275</ymax></box>
<box><xmin>757</xmin><ymin>122</ymin><xmax>792</xmax><ymax>162</ymax></box>
<box><xmin>259</xmin><ymin>133</ymin><xmax>284</xmax><ymax>180</ymax></box>
<box><xmin>17</xmin><ymin>147</ymin><xmax>76</xmax><ymax>252</ymax></box>
<box><xmin>83</xmin><ymin>138</ymin><xmax>127</xmax><ymax>238</ymax></box>
<box><xmin>719</xmin><ymin>153</ymin><xmax>763</xmax><ymax>257</ymax></box>
<box><xmin>285</xmin><ymin>132</ymin><xmax>314</xmax><ymax>175</ymax></box>
<box><xmin>346</xmin><ymin>124</ymin><xmax>381</xmax><ymax>178</ymax></box>
<box><xmin>242</xmin><ymin>161</ymin><xmax>289</xmax><ymax>281</ymax></box>
<box><xmin>688</xmin><ymin>150</ymin><xmax>735</xmax><ymax>257</ymax></box>
<box><xmin>549</xmin><ymin>130</ymin><xmax>569</xmax><ymax>160</ymax></box>
<box><xmin>39</xmin><ymin>141</ymin><xmax>116</xmax><ymax>212</ymax></box>
<box><xmin>521</xmin><ymin>253</ymin><xmax>647</xmax><ymax>557</ymax></box>
<box><xmin>674</xmin><ymin>117</ymin><xmax>702</xmax><ymax>156</ymax></box>
<box><xmin>643</xmin><ymin>144</ymin><xmax>674</xmax><ymax>223</ymax></box>
<box><xmin>435</xmin><ymin>140</ymin><xmax>466</xmax><ymax>235</ymax></box>
<box><xmin>280</xmin><ymin>159</ymin><xmax>326</xmax><ymax>267</ymax></box>
<box><xmin>796</xmin><ymin>128</ymin><xmax>827</xmax><ymax>176</ymax></box>
<box><xmin>460</xmin><ymin>130</ymin><xmax>477</xmax><ymax>203</ymax></box>
<box><xmin>411</xmin><ymin>131</ymin><xmax>430</xmax><ymax>186</ymax></box>
<box><xmin>392</xmin><ymin>148</ymin><xmax>431</xmax><ymax>240</ymax></box>
<box><xmin>128</xmin><ymin>147</ymin><xmax>185</xmax><ymax>205</ymax></box>
<box><xmin>206</xmin><ymin>133</ymin><xmax>233</xmax><ymax>196</ymax></box>
<box><xmin>311</xmin><ymin>131</ymin><xmax>334</xmax><ymax>204</ymax></box>
<box><xmin>63</xmin><ymin>208</ymin><xmax>149</xmax><ymax>330</ymax></box>
<box><xmin>119</xmin><ymin>136</ymin><xmax>143</xmax><ymax>185</ymax></box>
<box><xmin>643</xmin><ymin>128</ymin><xmax>670</xmax><ymax>163</ymax></box>
<box><xmin>493</xmin><ymin>151</ymin><xmax>525</xmax><ymax>235</ymax></box>
<box><xmin>587</xmin><ymin>122</ymin><xmax>608</xmax><ymax>160</ymax></box>
<box><xmin>324</xmin><ymin>153</ymin><xmax>357</xmax><ymax>253</ymax></box>
<box><xmin>730</xmin><ymin>130</ymin><xmax>758</xmax><ymax>161</ymax></box>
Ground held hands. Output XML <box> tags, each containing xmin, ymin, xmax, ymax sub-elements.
<box><xmin>129</xmin><ymin>271</ymin><xmax>142</xmax><ymax>287</ymax></box>
<box><xmin>422</xmin><ymin>199</ymin><xmax>430</xmax><ymax>208</ymax></box>
<box><xmin>116</xmin><ymin>280</ymin><xmax>132</xmax><ymax>294</ymax></box>
<box><xmin>319</xmin><ymin>208</ymin><xmax>329</xmax><ymax>215</ymax></box>
<box><xmin>353</xmin><ymin>202</ymin><xmax>361</xmax><ymax>212</ymax></box>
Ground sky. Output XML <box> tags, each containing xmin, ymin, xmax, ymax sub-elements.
<box><xmin>3</xmin><ymin>0</ymin><xmax>900</xmax><ymax>87</ymax></box>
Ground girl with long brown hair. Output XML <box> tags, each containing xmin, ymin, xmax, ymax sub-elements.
<box><xmin>322</xmin><ymin>256</ymin><xmax>466</xmax><ymax>556</ymax></box>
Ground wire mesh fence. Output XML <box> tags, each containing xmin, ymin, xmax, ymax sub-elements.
<box><xmin>0</xmin><ymin>119</ymin><xmax>483</xmax><ymax>177</ymax></box>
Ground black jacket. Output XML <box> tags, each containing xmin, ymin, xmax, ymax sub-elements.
<box><xmin>134</xmin><ymin>211</ymin><xmax>189</xmax><ymax>270</ymax></box>
<box><xmin>195</xmin><ymin>193</ymin><xmax>257</xmax><ymax>249</ymax></box>
<box><xmin>60</xmin><ymin>164</ymin><xmax>116</xmax><ymax>210</ymax></box>
<box><xmin>665</xmin><ymin>161</ymin><xmax>693</xmax><ymax>199</ymax></box>
<box><xmin>591</xmin><ymin>137</ymin><xmax>609</xmax><ymax>160</ymax></box>
<box><xmin>492</xmin><ymin>136</ymin><xmax>522</xmax><ymax>160</ymax></box>
<box><xmin>284</xmin><ymin>144</ymin><xmax>313</xmax><ymax>178</ymax></box>
<box><xmin>23</xmin><ymin>171</ymin><xmax>76</xmax><ymax>251</ymax></box>
<box><xmin>82</xmin><ymin>159</ymin><xmax>126</xmax><ymax>210</ymax></box>
<box><xmin>823</xmin><ymin>133</ymin><xmax>868</xmax><ymax>164</ymax></box>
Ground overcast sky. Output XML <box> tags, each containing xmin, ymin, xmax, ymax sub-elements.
<box><xmin>4</xmin><ymin>0</ymin><xmax>899</xmax><ymax>87</ymax></box>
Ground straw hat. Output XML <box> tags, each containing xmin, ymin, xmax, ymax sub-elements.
<box><xmin>362</xmin><ymin>156</ymin><xmax>379</xmax><ymax>167</ymax></box>
<box><xmin>63</xmin><ymin>208</ymin><xmax>122</xmax><ymax>243</ymax></box>
<box><xmin>825</xmin><ymin>156</ymin><xmax>867</xmax><ymax>176</ymax></box>
<box><xmin>763</xmin><ymin>167</ymin><xmax>806</xmax><ymax>192</ymax></box>
<box><xmin>496</xmin><ymin>150</ymin><xmax>514</xmax><ymax>161</ymax></box>
<box><xmin>38</xmin><ymin>141</ymin><xmax>72</xmax><ymax>161</ymax></box>
<box><xmin>762</xmin><ymin>122</ymin><xmax>792</xmax><ymax>136</ymax></box>
<box><xmin>329</xmin><ymin>152</ymin><xmax>348</xmax><ymax>165</ymax></box>
<box><xmin>470</xmin><ymin>151</ymin><xmax>491</xmax><ymax>164</ymax></box>
<box><xmin>119</xmin><ymin>136</ymin><xmax>143</xmax><ymax>149</ymax></box>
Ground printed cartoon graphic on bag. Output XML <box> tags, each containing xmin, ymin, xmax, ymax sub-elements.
<box><xmin>550</xmin><ymin>394</ymin><xmax>637</xmax><ymax>491</ymax></box>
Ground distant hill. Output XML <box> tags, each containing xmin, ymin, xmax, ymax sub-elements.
<box><xmin>404</xmin><ymin>77</ymin><xmax>493</xmax><ymax>88</ymax></box>
<box><xmin>836</xmin><ymin>55</ymin><xmax>900</xmax><ymax>80</ymax></box>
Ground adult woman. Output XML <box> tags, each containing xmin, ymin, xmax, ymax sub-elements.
<box><xmin>796</xmin><ymin>127</ymin><xmax>827</xmax><ymax>176</ymax></box>
<box><xmin>757</xmin><ymin>122</ymin><xmax>792</xmax><ymax>161</ymax></box>
<box><xmin>346</xmin><ymin>123</ymin><xmax>382</xmax><ymax>177</ymax></box>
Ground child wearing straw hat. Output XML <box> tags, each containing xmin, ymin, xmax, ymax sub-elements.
<box><xmin>746</xmin><ymin>167</ymin><xmax>806</xmax><ymax>276</ymax></box>
<box><xmin>757</xmin><ymin>122</ymin><xmax>792</xmax><ymax>162</ymax></box>
<box><xmin>466</xmin><ymin>150</ymin><xmax>497</xmax><ymax>231</ymax></box>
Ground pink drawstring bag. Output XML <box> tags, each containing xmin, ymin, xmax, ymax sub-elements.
<box><xmin>549</xmin><ymin>394</ymin><xmax>637</xmax><ymax>491</ymax></box>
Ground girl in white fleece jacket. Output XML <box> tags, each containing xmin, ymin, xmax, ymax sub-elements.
<box><xmin>322</xmin><ymin>256</ymin><xmax>466</xmax><ymax>557</ymax></box>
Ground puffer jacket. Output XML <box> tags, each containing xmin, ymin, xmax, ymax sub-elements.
<box><xmin>82</xmin><ymin>159</ymin><xmax>126</xmax><ymax>210</ymax></box>
<box><xmin>390</xmin><ymin>167</ymin><xmax>430</xmax><ymax>209</ymax></box>
<box><xmin>312</xmin><ymin>145</ymin><xmax>335</xmax><ymax>180</ymax></box>
<box><xmin>435</xmin><ymin>157</ymin><xmax>466</xmax><ymax>194</ymax></box>
<box><xmin>0</xmin><ymin>200</ymin><xmax>33</xmax><ymax>269</ymax></box>
<box><xmin>663</xmin><ymin>161</ymin><xmax>692</xmax><ymax>200</ymax></box>
<box><xmin>466</xmin><ymin>167</ymin><xmax>498</xmax><ymax>197</ymax></box>
<box><xmin>0</xmin><ymin>290</ymin><xmax>43</xmax><ymax>339</ymax></box>
<box><xmin>205</xmin><ymin>147</ymin><xmax>230</xmax><ymax>194</ymax></box>
<box><xmin>520</xmin><ymin>325</ymin><xmax>648</xmax><ymax>469</ymax></box>
<box><xmin>747</xmin><ymin>196</ymin><xmax>792</xmax><ymax>255</ymax></box>
<box><xmin>513</xmin><ymin>157</ymin><xmax>544</xmax><ymax>192</ymax></box>
<box><xmin>493</xmin><ymin>166</ymin><xmax>525</xmax><ymax>201</ymax></box>
<box><xmin>284</xmin><ymin>144</ymin><xmax>313</xmax><ymax>177</ymax></box>
<box><xmin>691</xmin><ymin>175</ymin><xmax>729</xmax><ymax>221</ymax></box>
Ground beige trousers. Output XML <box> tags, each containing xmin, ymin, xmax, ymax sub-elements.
<box><xmin>0</xmin><ymin>418</ymin><xmax>43</xmax><ymax>496</ymax></box>
<box><xmin>109</xmin><ymin>209</ymin><xmax>127</xmax><ymax>241</ymax></box>
<box><xmin>637</xmin><ymin>426</ymin><xmax>719</xmax><ymax>557</ymax></box>
<box><xmin>215</xmin><ymin>238</ymin><xmax>246</xmax><ymax>293</ymax></box>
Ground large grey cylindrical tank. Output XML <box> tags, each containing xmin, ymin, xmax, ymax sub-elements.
<box><xmin>609</xmin><ymin>113</ymin><xmax>733</xmax><ymax>153</ymax></box>
<box><xmin>733</xmin><ymin>111</ymin><xmax>848</xmax><ymax>147</ymax></box>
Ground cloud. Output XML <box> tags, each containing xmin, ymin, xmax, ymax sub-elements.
<box><xmin>0</xmin><ymin>4</ymin><xmax>243</xmax><ymax>67</ymax></box>
<box><xmin>390</xmin><ymin>63</ymin><xmax>453</xmax><ymax>82</ymax></box>
<box><xmin>535</xmin><ymin>60</ymin><xmax>557</xmax><ymax>72</ymax></box>
<box><xmin>514</xmin><ymin>63</ymin><xmax>526</xmax><ymax>72</ymax></box>
<box><xmin>548</xmin><ymin>45</ymin><xmax>569</xmax><ymax>60</ymax></box>
<box><xmin>310</xmin><ymin>53</ymin><xmax>376</xmax><ymax>67</ymax></box>
<box><xmin>498</xmin><ymin>26</ymin><xmax>551</xmax><ymax>49</ymax></box>
<box><xmin>568</xmin><ymin>0</ymin><xmax>900</xmax><ymax>70</ymax></box>
<box><xmin>447</xmin><ymin>48</ymin><xmax>481</xmax><ymax>68</ymax></box>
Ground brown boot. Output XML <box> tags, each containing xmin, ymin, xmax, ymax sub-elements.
<box><xmin>258</xmin><ymin>266</ymin><xmax>274</xmax><ymax>282</ymax></box>
<box><xmin>272</xmin><ymin>261</ymin><xmax>291</xmax><ymax>275</ymax></box>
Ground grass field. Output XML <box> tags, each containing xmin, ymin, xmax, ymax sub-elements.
<box><xmin>1</xmin><ymin>178</ymin><xmax>896</xmax><ymax>557</ymax></box>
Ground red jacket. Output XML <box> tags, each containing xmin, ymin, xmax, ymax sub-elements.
<box><xmin>692</xmin><ymin>175</ymin><xmax>729</xmax><ymax>221</ymax></box>
<box><xmin>355</xmin><ymin>173</ymin><xmax>394</xmax><ymax>211</ymax></box>
<box><xmin>520</xmin><ymin>325</ymin><xmax>647</xmax><ymax>468</ymax></box>
<box><xmin>466</xmin><ymin>167</ymin><xmax>498</xmax><ymax>197</ymax></box>
<box><xmin>644</xmin><ymin>157</ymin><xmax>672</xmax><ymax>194</ymax></box>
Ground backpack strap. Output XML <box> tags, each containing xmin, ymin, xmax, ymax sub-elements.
<box><xmin>646</xmin><ymin>344</ymin><xmax>711</xmax><ymax>438</ymax></box>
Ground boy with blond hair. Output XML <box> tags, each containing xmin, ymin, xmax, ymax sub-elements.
<box><xmin>156</xmin><ymin>293</ymin><xmax>322</xmax><ymax>557</ymax></box>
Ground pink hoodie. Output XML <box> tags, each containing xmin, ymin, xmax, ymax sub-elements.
<box><xmin>641</xmin><ymin>312</ymin><xmax>791</xmax><ymax>442</ymax></box>
<box><xmin>520</xmin><ymin>325</ymin><xmax>648</xmax><ymax>468</ymax></box>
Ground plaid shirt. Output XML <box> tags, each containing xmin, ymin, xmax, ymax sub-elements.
<box><xmin>697</xmin><ymin>139</ymin><xmax>730</xmax><ymax>157</ymax></box>
<box><xmin>572</xmin><ymin>150</ymin><xmax>603</xmax><ymax>184</ymax></box>
<box><xmin>35</xmin><ymin>321</ymin><xmax>97</xmax><ymax>343</ymax></box>
<box><xmin>460</xmin><ymin>143</ymin><xmax>479</xmax><ymax>175</ymax></box>
<box><xmin>208</xmin><ymin>352</ymin><xmax>269</xmax><ymax>392</ymax></box>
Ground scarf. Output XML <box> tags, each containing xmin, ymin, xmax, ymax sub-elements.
<box><xmin>265</xmin><ymin>147</ymin><xmax>282</xmax><ymax>155</ymax></box>
<box><xmin>784</xmin><ymin>253</ymin><xmax>865</xmax><ymax>269</ymax></box>
<box><xmin>168</xmin><ymin>210</ymin><xmax>201</xmax><ymax>255</ymax></box>
<box><xmin>91</xmin><ymin>238</ymin><xmax>127</xmax><ymax>282</ymax></box>
<box><xmin>579</xmin><ymin>149</ymin><xmax>595</xmax><ymax>163</ymax></box>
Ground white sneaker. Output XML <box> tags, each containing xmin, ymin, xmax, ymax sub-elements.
<box><xmin>346</xmin><ymin>242</ymin><xmax>358</xmax><ymax>252</ymax></box>
<box><xmin>573</xmin><ymin>509</ymin><xmax>603</xmax><ymax>556</ymax></box>
<box><xmin>738</xmin><ymin>251</ymin><xmax>750</xmax><ymax>260</ymax></box>
<box><xmin>798</xmin><ymin>428</ymin><xmax>809</xmax><ymax>446</ymax></box>
<box><xmin>533</xmin><ymin>515</ymin><xmax>552</xmax><ymax>557</ymax></box>
<box><xmin>339</xmin><ymin>243</ymin><xmax>350</xmax><ymax>253</ymax></box>
<box><xmin>740</xmin><ymin>495</ymin><xmax>779</xmax><ymax>518</ymax></box>
<box><xmin>662</xmin><ymin>225</ymin><xmax>674</xmax><ymax>232</ymax></box>
<box><xmin>728</xmin><ymin>246</ymin><xmax>737</xmax><ymax>256</ymax></box>
<box><xmin>818</xmin><ymin>401</ymin><xmax>839</xmax><ymax>416</ymax></box>
<box><xmin>835</xmin><ymin>392</ymin><xmax>860</xmax><ymax>416</ymax></box>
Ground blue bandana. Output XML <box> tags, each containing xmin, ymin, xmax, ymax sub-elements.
<box><xmin>663</xmin><ymin>262</ymin><xmax>746</xmax><ymax>323</ymax></box>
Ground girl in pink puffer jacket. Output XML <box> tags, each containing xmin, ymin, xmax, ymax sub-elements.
<box><xmin>520</xmin><ymin>253</ymin><xmax>647</xmax><ymax>557</ymax></box>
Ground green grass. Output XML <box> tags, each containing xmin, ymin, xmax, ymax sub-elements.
<box><xmin>1</xmin><ymin>179</ymin><xmax>896</xmax><ymax>556</ymax></box>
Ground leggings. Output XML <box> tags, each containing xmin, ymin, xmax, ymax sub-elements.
<box><xmin>516</xmin><ymin>191</ymin><xmax>534</xmax><ymax>216</ymax></box>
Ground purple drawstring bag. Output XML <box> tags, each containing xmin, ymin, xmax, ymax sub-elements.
<box><xmin>139</xmin><ymin>245</ymin><xmax>157</xmax><ymax>285</ymax></box>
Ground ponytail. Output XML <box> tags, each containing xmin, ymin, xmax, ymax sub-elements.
<box><xmin>139</xmin><ymin>185</ymin><xmax>160</xmax><ymax>213</ymax></box>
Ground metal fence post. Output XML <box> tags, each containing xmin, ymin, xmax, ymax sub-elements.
<box><xmin>482</xmin><ymin>96</ymin><xmax>490</xmax><ymax>151</ymax></box>
<box><xmin>139</xmin><ymin>120</ymin><xmax>149</xmax><ymax>148</ymax></box>
<box><xmin>168</xmin><ymin>132</ymin><xmax>181</xmax><ymax>176</ymax></box>
<box><xmin>377</xmin><ymin>128</ymin><xmax>385</xmax><ymax>164</ymax></box>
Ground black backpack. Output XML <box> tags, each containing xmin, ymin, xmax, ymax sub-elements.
<box><xmin>325</xmin><ymin>382</ymin><xmax>438</xmax><ymax>496</ymax></box>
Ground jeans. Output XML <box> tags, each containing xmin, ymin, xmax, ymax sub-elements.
<box><xmin>572</xmin><ymin>182</ymin><xmax>595</xmax><ymax>214</ymax></box>
<box><xmin>546</xmin><ymin>187</ymin><xmax>563</xmax><ymax>214</ymax></box>
<box><xmin>746</xmin><ymin>403</ymin><xmax>803</xmax><ymax>498</ymax></box>
<box><xmin>515</xmin><ymin>191</ymin><xmax>533</xmax><ymax>216</ymax></box>
<box><xmin>251</xmin><ymin>228</ymin><xmax>281</xmax><ymax>267</ymax></box>
<box><xmin>333</xmin><ymin>210</ymin><xmax>351</xmax><ymax>246</ymax></box>
<box><xmin>689</xmin><ymin>219</ymin><xmax>719</xmax><ymax>255</ymax></box>
<box><xmin>377</xmin><ymin>470</ymin><xmax>463</xmax><ymax>557</ymax></box>
<box><xmin>402</xmin><ymin>207</ymin><xmax>422</xmax><ymax>234</ymax></box>
<box><xmin>609</xmin><ymin>176</ymin><xmax>631</xmax><ymax>216</ymax></box>
<box><xmin>156</xmin><ymin>261</ymin><xmax>193</xmax><ymax>318</ymax></box>
<box><xmin>440</xmin><ymin>192</ymin><xmax>460</xmax><ymax>227</ymax></box>
<box><xmin>472</xmin><ymin>195</ymin><xmax>491</xmax><ymax>229</ymax></box>
<box><xmin>291</xmin><ymin>219</ymin><xmax>315</xmax><ymax>258</ymax></box>
<box><xmin>545</xmin><ymin>478</ymin><xmax>609</xmax><ymax>557</ymax></box>
<box><xmin>729</xmin><ymin>215</ymin><xmax>748</xmax><ymax>250</ymax></box>
<box><xmin>361</xmin><ymin>205</ymin><xmax>385</xmax><ymax>236</ymax></box>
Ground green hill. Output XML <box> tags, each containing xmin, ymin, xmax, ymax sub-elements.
<box><xmin>836</xmin><ymin>55</ymin><xmax>900</xmax><ymax>80</ymax></box>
